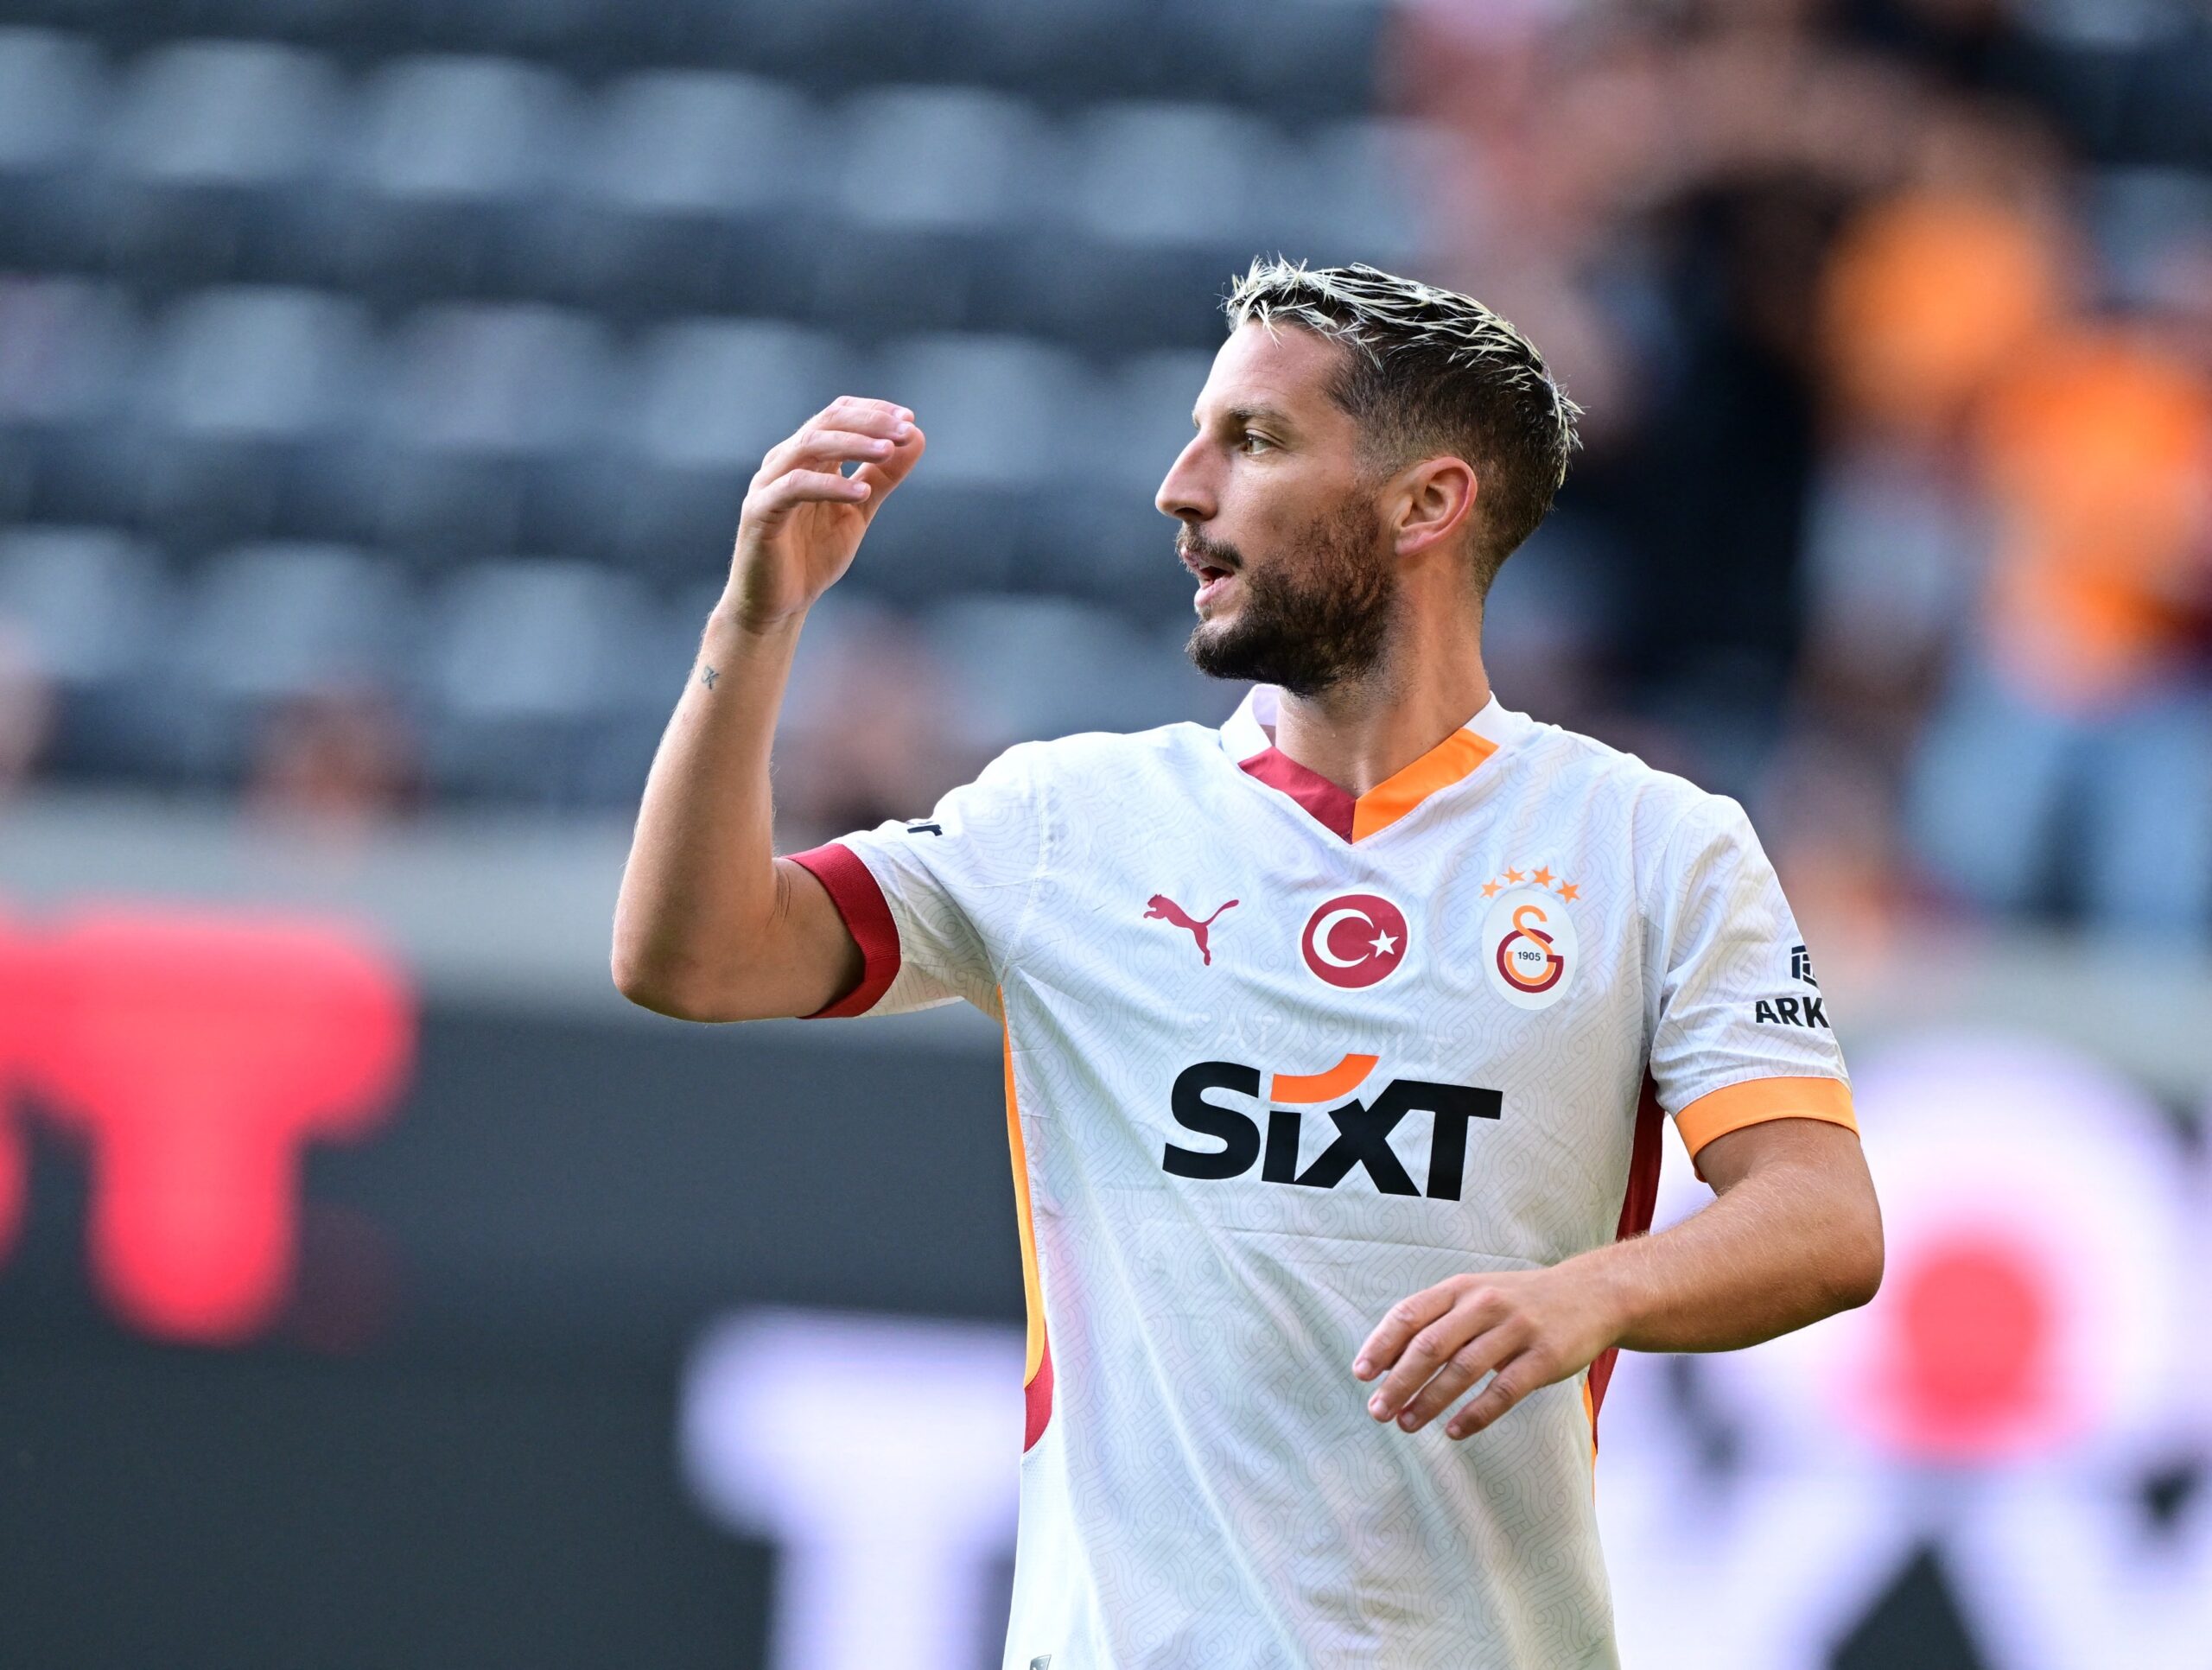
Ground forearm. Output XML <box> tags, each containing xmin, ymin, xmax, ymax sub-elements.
<box><xmin>611</xmin><ymin>599</ymin><xmax>801</xmax><ymax>1013</ymax></box>
<box><xmin>1355</xmin><ymin>1118</ymin><xmax>1881</xmax><ymax>1440</ymax></box>
<box><xmin>1577</xmin><ymin>1136</ymin><xmax>1884</xmax><ymax>1355</ymax></box>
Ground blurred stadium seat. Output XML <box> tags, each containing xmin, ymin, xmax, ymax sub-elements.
<box><xmin>1289</xmin><ymin>118</ymin><xmax>1435</xmax><ymax>275</ymax></box>
<box><xmin>327</xmin><ymin>53</ymin><xmax>572</xmax><ymax>303</ymax></box>
<box><xmin>0</xmin><ymin>27</ymin><xmax>105</xmax><ymax>269</ymax></box>
<box><xmin>551</xmin><ymin>69</ymin><xmax>820</xmax><ymax>320</ymax></box>
<box><xmin>420</xmin><ymin>555</ymin><xmax>662</xmax><ymax>803</ymax></box>
<box><xmin>97</xmin><ymin>38</ymin><xmax>340</xmax><ymax>289</ymax></box>
<box><xmin>1036</xmin><ymin>346</ymin><xmax>1206</xmax><ymax>616</ymax></box>
<box><xmin>1168</xmin><ymin>0</ymin><xmax>1385</xmax><ymax>115</ymax></box>
<box><xmin>687</xmin><ymin>0</ymin><xmax>952</xmax><ymax>88</ymax></box>
<box><xmin>0</xmin><ymin>523</ymin><xmax>172</xmax><ymax>776</ymax></box>
<box><xmin>923</xmin><ymin>591</ymin><xmax>1231</xmax><ymax>748</ymax></box>
<box><xmin>131</xmin><ymin>283</ymin><xmax>371</xmax><ymax>549</ymax></box>
<box><xmin>938</xmin><ymin>0</ymin><xmax>1147</xmax><ymax>98</ymax></box>
<box><xmin>611</xmin><ymin>315</ymin><xmax>849</xmax><ymax>580</ymax></box>
<box><xmin>857</xmin><ymin>333</ymin><xmax>1090</xmax><ymax>602</ymax></box>
<box><xmin>1020</xmin><ymin>99</ymin><xmax>1295</xmax><ymax>348</ymax></box>
<box><xmin>356</xmin><ymin>299</ymin><xmax>612</xmax><ymax>558</ymax></box>
<box><xmin>168</xmin><ymin>539</ymin><xmax>414</xmax><ymax>778</ymax></box>
<box><xmin>0</xmin><ymin>274</ymin><xmax>138</xmax><ymax>527</ymax></box>
<box><xmin>814</xmin><ymin>84</ymin><xmax>1058</xmax><ymax>334</ymax></box>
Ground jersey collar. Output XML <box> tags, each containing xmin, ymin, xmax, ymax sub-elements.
<box><xmin>1219</xmin><ymin>684</ymin><xmax>1530</xmax><ymax>843</ymax></box>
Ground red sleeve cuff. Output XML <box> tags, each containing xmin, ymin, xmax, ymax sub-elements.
<box><xmin>787</xmin><ymin>841</ymin><xmax>901</xmax><ymax>1018</ymax></box>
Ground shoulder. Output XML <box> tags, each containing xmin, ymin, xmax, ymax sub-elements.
<box><xmin>991</xmin><ymin>721</ymin><xmax>1225</xmax><ymax>795</ymax></box>
<box><xmin>1506</xmin><ymin>717</ymin><xmax>1754</xmax><ymax>875</ymax></box>
<box><xmin>1508</xmin><ymin>717</ymin><xmax>1722</xmax><ymax>822</ymax></box>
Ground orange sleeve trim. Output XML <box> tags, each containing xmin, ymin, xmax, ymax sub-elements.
<box><xmin>1351</xmin><ymin>729</ymin><xmax>1497</xmax><ymax>841</ymax></box>
<box><xmin>1675</xmin><ymin>1076</ymin><xmax>1857</xmax><ymax>1157</ymax></box>
<box><xmin>1268</xmin><ymin>1052</ymin><xmax>1379</xmax><ymax>1105</ymax></box>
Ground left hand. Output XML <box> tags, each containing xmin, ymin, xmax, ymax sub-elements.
<box><xmin>1353</xmin><ymin>1265</ymin><xmax>1622</xmax><ymax>1440</ymax></box>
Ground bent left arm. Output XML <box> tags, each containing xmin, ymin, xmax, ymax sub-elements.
<box><xmin>1354</xmin><ymin>1116</ymin><xmax>1882</xmax><ymax>1440</ymax></box>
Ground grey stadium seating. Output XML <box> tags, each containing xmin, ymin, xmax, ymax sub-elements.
<box><xmin>130</xmin><ymin>283</ymin><xmax>371</xmax><ymax>549</ymax></box>
<box><xmin>545</xmin><ymin>69</ymin><xmax>822</xmax><ymax>320</ymax></box>
<box><xmin>0</xmin><ymin>0</ymin><xmax>1414</xmax><ymax>804</ymax></box>
<box><xmin>95</xmin><ymin>38</ymin><xmax>341</xmax><ymax>290</ymax></box>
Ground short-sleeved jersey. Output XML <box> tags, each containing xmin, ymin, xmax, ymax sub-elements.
<box><xmin>789</xmin><ymin>688</ymin><xmax>1854</xmax><ymax>1670</ymax></box>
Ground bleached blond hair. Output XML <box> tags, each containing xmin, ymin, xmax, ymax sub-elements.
<box><xmin>1224</xmin><ymin>257</ymin><xmax>1581</xmax><ymax>581</ymax></box>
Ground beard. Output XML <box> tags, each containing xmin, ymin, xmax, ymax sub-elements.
<box><xmin>1181</xmin><ymin>500</ymin><xmax>1397</xmax><ymax>697</ymax></box>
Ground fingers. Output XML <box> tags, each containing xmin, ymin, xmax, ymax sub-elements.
<box><xmin>1444</xmin><ymin>1356</ymin><xmax>1546</xmax><ymax>1440</ymax></box>
<box><xmin>749</xmin><ymin>467</ymin><xmax>871</xmax><ymax>519</ymax></box>
<box><xmin>1392</xmin><ymin>1327</ymin><xmax>1520</xmax><ymax>1432</ymax></box>
<box><xmin>809</xmin><ymin>394</ymin><xmax>912</xmax><ymax>439</ymax></box>
<box><xmin>849</xmin><ymin>421</ymin><xmax>925</xmax><ymax>505</ymax></box>
<box><xmin>1352</xmin><ymin>1280</ymin><xmax>1458</xmax><ymax>1385</ymax></box>
<box><xmin>1361</xmin><ymin>1282</ymin><xmax>1509</xmax><ymax>1425</ymax></box>
<box><xmin>760</xmin><ymin>396</ymin><xmax>913</xmax><ymax>467</ymax></box>
<box><xmin>774</xmin><ymin>427</ymin><xmax>905</xmax><ymax>476</ymax></box>
<box><xmin>1359</xmin><ymin>1270</ymin><xmax>1600</xmax><ymax>1440</ymax></box>
<box><xmin>753</xmin><ymin>398</ymin><xmax>925</xmax><ymax>520</ymax></box>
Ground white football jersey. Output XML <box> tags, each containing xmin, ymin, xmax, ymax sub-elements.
<box><xmin>789</xmin><ymin>687</ymin><xmax>1854</xmax><ymax>1670</ymax></box>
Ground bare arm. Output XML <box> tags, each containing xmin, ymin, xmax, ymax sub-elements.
<box><xmin>1354</xmin><ymin>1116</ymin><xmax>1881</xmax><ymax>1440</ymax></box>
<box><xmin>611</xmin><ymin>397</ymin><xmax>927</xmax><ymax>1022</ymax></box>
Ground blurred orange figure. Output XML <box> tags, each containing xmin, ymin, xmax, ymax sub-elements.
<box><xmin>1975</xmin><ymin>329</ymin><xmax>2212</xmax><ymax>708</ymax></box>
<box><xmin>1905</xmin><ymin>324</ymin><xmax>2212</xmax><ymax>936</ymax></box>
<box><xmin>1820</xmin><ymin>190</ymin><xmax>2074</xmax><ymax>446</ymax></box>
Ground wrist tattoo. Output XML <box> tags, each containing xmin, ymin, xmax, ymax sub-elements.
<box><xmin>699</xmin><ymin>664</ymin><xmax>720</xmax><ymax>689</ymax></box>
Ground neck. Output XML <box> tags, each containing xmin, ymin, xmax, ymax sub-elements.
<box><xmin>1269</xmin><ymin>587</ymin><xmax>1491</xmax><ymax>797</ymax></box>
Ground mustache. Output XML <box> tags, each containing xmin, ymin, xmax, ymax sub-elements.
<box><xmin>1176</xmin><ymin>528</ymin><xmax>1243</xmax><ymax>571</ymax></box>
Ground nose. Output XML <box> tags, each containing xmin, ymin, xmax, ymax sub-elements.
<box><xmin>1155</xmin><ymin>432</ymin><xmax>1215</xmax><ymax>524</ymax></box>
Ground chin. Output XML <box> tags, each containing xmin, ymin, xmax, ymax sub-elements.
<box><xmin>1185</xmin><ymin>617</ymin><xmax>1254</xmax><ymax>683</ymax></box>
<box><xmin>1188</xmin><ymin>612</ymin><xmax>1235</xmax><ymax>650</ymax></box>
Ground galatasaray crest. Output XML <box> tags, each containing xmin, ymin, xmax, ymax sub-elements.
<box><xmin>1479</xmin><ymin>867</ymin><xmax>1580</xmax><ymax>1012</ymax></box>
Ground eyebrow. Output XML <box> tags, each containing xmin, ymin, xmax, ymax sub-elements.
<box><xmin>1192</xmin><ymin>402</ymin><xmax>1299</xmax><ymax>433</ymax></box>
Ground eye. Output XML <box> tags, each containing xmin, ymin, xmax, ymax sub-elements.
<box><xmin>1236</xmin><ymin>429</ymin><xmax>1274</xmax><ymax>454</ymax></box>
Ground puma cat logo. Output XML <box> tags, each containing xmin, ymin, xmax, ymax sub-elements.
<box><xmin>1144</xmin><ymin>894</ymin><xmax>1238</xmax><ymax>965</ymax></box>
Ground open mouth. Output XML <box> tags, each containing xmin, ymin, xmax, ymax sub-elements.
<box><xmin>1190</xmin><ymin>565</ymin><xmax>1236</xmax><ymax>612</ymax></box>
<box><xmin>1179</xmin><ymin>544</ymin><xmax>1237</xmax><ymax>602</ymax></box>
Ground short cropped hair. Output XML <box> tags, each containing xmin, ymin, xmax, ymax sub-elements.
<box><xmin>1223</xmin><ymin>257</ymin><xmax>1580</xmax><ymax>584</ymax></box>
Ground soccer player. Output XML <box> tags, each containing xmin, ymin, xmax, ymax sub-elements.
<box><xmin>613</xmin><ymin>259</ymin><xmax>1883</xmax><ymax>1668</ymax></box>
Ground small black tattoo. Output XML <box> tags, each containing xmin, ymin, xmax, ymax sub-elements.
<box><xmin>700</xmin><ymin>664</ymin><xmax>720</xmax><ymax>689</ymax></box>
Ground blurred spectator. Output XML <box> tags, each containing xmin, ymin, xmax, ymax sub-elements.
<box><xmin>0</xmin><ymin>615</ymin><xmax>54</xmax><ymax>800</ymax></box>
<box><xmin>245</xmin><ymin>680</ymin><xmax>422</xmax><ymax>838</ymax></box>
<box><xmin>772</xmin><ymin>598</ymin><xmax>972</xmax><ymax>842</ymax></box>
<box><xmin>1386</xmin><ymin>0</ymin><xmax>2212</xmax><ymax>942</ymax></box>
<box><xmin>1797</xmin><ymin>190</ymin><xmax>2074</xmax><ymax>746</ymax></box>
<box><xmin>1910</xmin><ymin>327</ymin><xmax>2212</xmax><ymax>938</ymax></box>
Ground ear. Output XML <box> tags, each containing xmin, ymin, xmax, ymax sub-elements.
<box><xmin>1389</xmin><ymin>454</ymin><xmax>1479</xmax><ymax>562</ymax></box>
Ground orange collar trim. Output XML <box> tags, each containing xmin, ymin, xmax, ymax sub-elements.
<box><xmin>1352</xmin><ymin>727</ymin><xmax>1498</xmax><ymax>841</ymax></box>
<box><xmin>1238</xmin><ymin>724</ymin><xmax>1499</xmax><ymax>844</ymax></box>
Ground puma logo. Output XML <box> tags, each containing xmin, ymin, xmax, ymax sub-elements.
<box><xmin>1144</xmin><ymin>894</ymin><xmax>1238</xmax><ymax>965</ymax></box>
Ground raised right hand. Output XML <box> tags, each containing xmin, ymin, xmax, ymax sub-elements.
<box><xmin>726</xmin><ymin>395</ymin><xmax>926</xmax><ymax>632</ymax></box>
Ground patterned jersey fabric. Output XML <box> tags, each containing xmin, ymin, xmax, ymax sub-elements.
<box><xmin>790</xmin><ymin>687</ymin><xmax>1855</xmax><ymax>1670</ymax></box>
